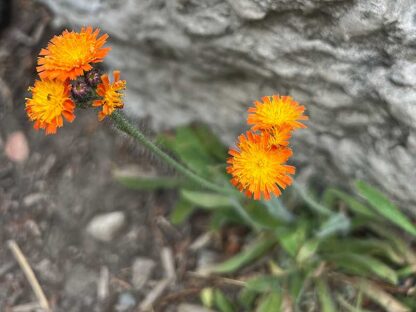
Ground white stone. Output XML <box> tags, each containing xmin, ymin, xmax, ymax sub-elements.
<box><xmin>86</xmin><ymin>211</ymin><xmax>125</xmax><ymax>242</ymax></box>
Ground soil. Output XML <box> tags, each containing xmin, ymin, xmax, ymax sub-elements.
<box><xmin>0</xmin><ymin>1</ymin><xmax>231</xmax><ymax>311</ymax></box>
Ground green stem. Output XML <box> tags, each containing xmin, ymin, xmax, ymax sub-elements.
<box><xmin>111</xmin><ymin>111</ymin><xmax>229</xmax><ymax>195</ymax></box>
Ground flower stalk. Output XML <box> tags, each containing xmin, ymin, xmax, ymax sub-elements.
<box><xmin>110</xmin><ymin>111</ymin><xmax>229</xmax><ymax>195</ymax></box>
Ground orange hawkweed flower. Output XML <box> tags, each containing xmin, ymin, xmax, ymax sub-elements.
<box><xmin>227</xmin><ymin>131</ymin><xmax>295</xmax><ymax>200</ymax></box>
<box><xmin>26</xmin><ymin>79</ymin><xmax>75</xmax><ymax>135</ymax></box>
<box><xmin>247</xmin><ymin>95</ymin><xmax>308</xmax><ymax>131</ymax></box>
<box><xmin>37</xmin><ymin>26</ymin><xmax>110</xmax><ymax>81</ymax></box>
<box><xmin>267</xmin><ymin>125</ymin><xmax>292</xmax><ymax>148</ymax></box>
<box><xmin>93</xmin><ymin>71</ymin><xmax>126</xmax><ymax>121</ymax></box>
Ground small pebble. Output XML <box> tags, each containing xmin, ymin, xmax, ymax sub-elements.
<box><xmin>86</xmin><ymin>211</ymin><xmax>126</xmax><ymax>242</ymax></box>
<box><xmin>4</xmin><ymin>131</ymin><xmax>29</xmax><ymax>163</ymax></box>
<box><xmin>115</xmin><ymin>292</ymin><xmax>136</xmax><ymax>311</ymax></box>
<box><xmin>23</xmin><ymin>193</ymin><xmax>47</xmax><ymax>207</ymax></box>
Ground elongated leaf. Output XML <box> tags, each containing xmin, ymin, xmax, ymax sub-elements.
<box><xmin>323</xmin><ymin>188</ymin><xmax>376</xmax><ymax>218</ymax></box>
<box><xmin>292</xmin><ymin>182</ymin><xmax>332</xmax><ymax>216</ymax></box>
<box><xmin>317</xmin><ymin>279</ymin><xmax>337</xmax><ymax>312</ymax></box>
<box><xmin>336</xmin><ymin>295</ymin><xmax>372</xmax><ymax>312</ymax></box>
<box><xmin>245</xmin><ymin>202</ymin><xmax>284</xmax><ymax>229</ymax></box>
<box><xmin>289</xmin><ymin>272</ymin><xmax>307</xmax><ymax>303</ymax></box>
<box><xmin>277</xmin><ymin>222</ymin><xmax>308</xmax><ymax>257</ymax></box>
<box><xmin>263</xmin><ymin>197</ymin><xmax>294</xmax><ymax>223</ymax></box>
<box><xmin>214</xmin><ymin>289</ymin><xmax>235</xmax><ymax>312</ymax></box>
<box><xmin>356</xmin><ymin>181</ymin><xmax>416</xmax><ymax>236</ymax></box>
<box><xmin>296</xmin><ymin>239</ymin><xmax>320</xmax><ymax>264</ymax></box>
<box><xmin>327</xmin><ymin>253</ymin><xmax>398</xmax><ymax>284</ymax></box>
<box><xmin>316</xmin><ymin>213</ymin><xmax>350</xmax><ymax>238</ymax></box>
<box><xmin>193</xmin><ymin>125</ymin><xmax>228</xmax><ymax>161</ymax></box>
<box><xmin>159</xmin><ymin>126</ymin><xmax>215</xmax><ymax>176</ymax></box>
<box><xmin>170</xmin><ymin>198</ymin><xmax>194</xmax><ymax>225</ymax></box>
<box><xmin>397</xmin><ymin>265</ymin><xmax>416</xmax><ymax>277</ymax></box>
<box><xmin>321</xmin><ymin>238</ymin><xmax>405</xmax><ymax>265</ymax></box>
<box><xmin>256</xmin><ymin>292</ymin><xmax>282</xmax><ymax>312</ymax></box>
<box><xmin>230</xmin><ymin>200</ymin><xmax>267</xmax><ymax>230</ymax></box>
<box><xmin>369</xmin><ymin>223</ymin><xmax>416</xmax><ymax>265</ymax></box>
<box><xmin>204</xmin><ymin>237</ymin><xmax>277</xmax><ymax>274</ymax></box>
<box><xmin>355</xmin><ymin>279</ymin><xmax>410</xmax><ymax>312</ymax></box>
<box><xmin>238</xmin><ymin>288</ymin><xmax>257</xmax><ymax>310</ymax></box>
<box><xmin>210</xmin><ymin>209</ymin><xmax>241</xmax><ymax>230</ymax></box>
<box><xmin>114</xmin><ymin>168</ymin><xmax>186</xmax><ymax>190</ymax></box>
<box><xmin>246</xmin><ymin>276</ymin><xmax>280</xmax><ymax>293</ymax></box>
<box><xmin>181</xmin><ymin>190</ymin><xmax>232</xmax><ymax>209</ymax></box>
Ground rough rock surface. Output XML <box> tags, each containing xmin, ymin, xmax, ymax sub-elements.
<box><xmin>39</xmin><ymin>0</ymin><xmax>416</xmax><ymax>213</ymax></box>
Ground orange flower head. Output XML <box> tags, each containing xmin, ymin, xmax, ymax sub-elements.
<box><xmin>226</xmin><ymin>131</ymin><xmax>295</xmax><ymax>200</ymax></box>
<box><xmin>247</xmin><ymin>95</ymin><xmax>308</xmax><ymax>131</ymax></box>
<box><xmin>25</xmin><ymin>79</ymin><xmax>75</xmax><ymax>135</ymax></box>
<box><xmin>267</xmin><ymin>125</ymin><xmax>292</xmax><ymax>148</ymax></box>
<box><xmin>37</xmin><ymin>26</ymin><xmax>111</xmax><ymax>81</ymax></box>
<box><xmin>93</xmin><ymin>71</ymin><xmax>126</xmax><ymax>120</ymax></box>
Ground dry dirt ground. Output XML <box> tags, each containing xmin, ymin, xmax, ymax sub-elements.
<box><xmin>0</xmin><ymin>1</ymin><xmax>235</xmax><ymax>311</ymax></box>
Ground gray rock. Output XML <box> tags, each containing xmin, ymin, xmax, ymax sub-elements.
<box><xmin>40</xmin><ymin>0</ymin><xmax>416</xmax><ymax>214</ymax></box>
<box><xmin>86</xmin><ymin>211</ymin><xmax>126</xmax><ymax>242</ymax></box>
<box><xmin>132</xmin><ymin>257</ymin><xmax>156</xmax><ymax>289</ymax></box>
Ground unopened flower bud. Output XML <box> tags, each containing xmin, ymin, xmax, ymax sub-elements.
<box><xmin>71</xmin><ymin>81</ymin><xmax>90</xmax><ymax>99</ymax></box>
<box><xmin>85</xmin><ymin>69</ymin><xmax>101</xmax><ymax>87</ymax></box>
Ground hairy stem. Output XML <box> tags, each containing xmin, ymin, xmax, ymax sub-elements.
<box><xmin>111</xmin><ymin>111</ymin><xmax>229</xmax><ymax>195</ymax></box>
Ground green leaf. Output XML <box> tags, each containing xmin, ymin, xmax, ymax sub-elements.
<box><xmin>181</xmin><ymin>190</ymin><xmax>232</xmax><ymax>209</ymax></box>
<box><xmin>205</xmin><ymin>237</ymin><xmax>277</xmax><ymax>274</ymax></box>
<box><xmin>323</xmin><ymin>188</ymin><xmax>376</xmax><ymax>218</ymax></box>
<box><xmin>246</xmin><ymin>276</ymin><xmax>281</xmax><ymax>293</ymax></box>
<box><xmin>316</xmin><ymin>213</ymin><xmax>350</xmax><ymax>238</ymax></box>
<box><xmin>192</xmin><ymin>124</ymin><xmax>228</xmax><ymax>161</ymax></box>
<box><xmin>369</xmin><ymin>223</ymin><xmax>416</xmax><ymax>266</ymax></box>
<box><xmin>114</xmin><ymin>168</ymin><xmax>185</xmax><ymax>190</ymax></box>
<box><xmin>355</xmin><ymin>279</ymin><xmax>410</xmax><ymax>312</ymax></box>
<box><xmin>296</xmin><ymin>239</ymin><xmax>320</xmax><ymax>264</ymax></box>
<box><xmin>210</xmin><ymin>209</ymin><xmax>240</xmax><ymax>230</ymax></box>
<box><xmin>238</xmin><ymin>288</ymin><xmax>257</xmax><ymax>310</ymax></box>
<box><xmin>397</xmin><ymin>265</ymin><xmax>416</xmax><ymax>278</ymax></box>
<box><xmin>277</xmin><ymin>222</ymin><xmax>308</xmax><ymax>257</ymax></box>
<box><xmin>336</xmin><ymin>295</ymin><xmax>372</xmax><ymax>312</ymax></box>
<box><xmin>245</xmin><ymin>201</ymin><xmax>284</xmax><ymax>229</ymax></box>
<box><xmin>317</xmin><ymin>279</ymin><xmax>337</xmax><ymax>312</ymax></box>
<box><xmin>200</xmin><ymin>287</ymin><xmax>214</xmax><ymax>308</ymax></box>
<box><xmin>321</xmin><ymin>238</ymin><xmax>405</xmax><ymax>265</ymax></box>
<box><xmin>256</xmin><ymin>292</ymin><xmax>282</xmax><ymax>312</ymax></box>
<box><xmin>289</xmin><ymin>272</ymin><xmax>306</xmax><ymax>302</ymax></box>
<box><xmin>292</xmin><ymin>182</ymin><xmax>332</xmax><ymax>216</ymax></box>
<box><xmin>159</xmin><ymin>126</ymin><xmax>215</xmax><ymax>176</ymax></box>
<box><xmin>262</xmin><ymin>197</ymin><xmax>294</xmax><ymax>223</ymax></box>
<box><xmin>356</xmin><ymin>181</ymin><xmax>416</xmax><ymax>236</ymax></box>
<box><xmin>214</xmin><ymin>289</ymin><xmax>235</xmax><ymax>312</ymax></box>
<box><xmin>170</xmin><ymin>198</ymin><xmax>194</xmax><ymax>225</ymax></box>
<box><xmin>327</xmin><ymin>253</ymin><xmax>398</xmax><ymax>284</ymax></box>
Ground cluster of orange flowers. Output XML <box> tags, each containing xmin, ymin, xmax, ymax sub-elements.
<box><xmin>227</xmin><ymin>96</ymin><xmax>308</xmax><ymax>200</ymax></box>
<box><xmin>25</xmin><ymin>26</ymin><xmax>126</xmax><ymax>134</ymax></box>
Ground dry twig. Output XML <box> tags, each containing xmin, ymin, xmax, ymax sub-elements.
<box><xmin>7</xmin><ymin>240</ymin><xmax>50</xmax><ymax>312</ymax></box>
